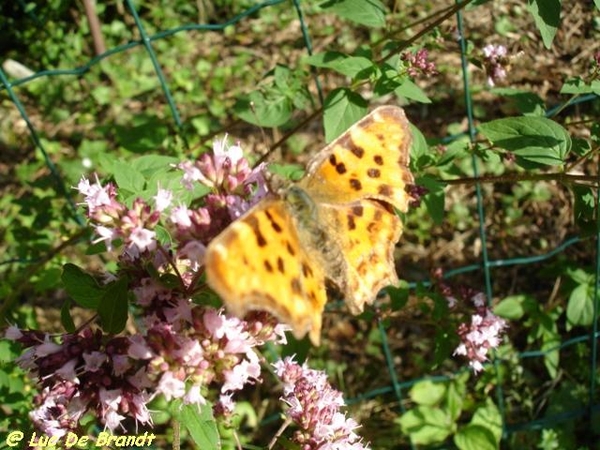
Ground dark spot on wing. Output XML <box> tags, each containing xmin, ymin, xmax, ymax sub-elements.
<box><xmin>352</xmin><ymin>205</ymin><xmax>364</xmax><ymax>216</ymax></box>
<box><xmin>367</xmin><ymin>221</ymin><xmax>378</xmax><ymax>233</ymax></box>
<box><xmin>350</xmin><ymin>179</ymin><xmax>362</xmax><ymax>191</ymax></box>
<box><xmin>302</xmin><ymin>262</ymin><xmax>313</xmax><ymax>278</ymax></box>
<box><xmin>373</xmin><ymin>155</ymin><xmax>384</xmax><ymax>165</ymax></box>
<box><xmin>308</xmin><ymin>289</ymin><xmax>318</xmax><ymax>306</ymax></box>
<box><xmin>335</xmin><ymin>162</ymin><xmax>347</xmax><ymax>174</ymax></box>
<box><xmin>264</xmin><ymin>260</ymin><xmax>273</xmax><ymax>273</ymax></box>
<box><xmin>286</xmin><ymin>241</ymin><xmax>296</xmax><ymax>256</ymax></box>
<box><xmin>341</xmin><ymin>134</ymin><xmax>365</xmax><ymax>158</ymax></box>
<box><xmin>265</xmin><ymin>210</ymin><xmax>282</xmax><ymax>233</ymax></box>
<box><xmin>347</xmin><ymin>212</ymin><xmax>356</xmax><ymax>230</ymax></box>
<box><xmin>367</xmin><ymin>168</ymin><xmax>381</xmax><ymax>178</ymax></box>
<box><xmin>247</xmin><ymin>216</ymin><xmax>267</xmax><ymax>247</ymax></box>
<box><xmin>277</xmin><ymin>257</ymin><xmax>285</xmax><ymax>273</ymax></box>
<box><xmin>378</xmin><ymin>184</ymin><xmax>393</xmax><ymax>197</ymax></box>
<box><xmin>291</xmin><ymin>277</ymin><xmax>302</xmax><ymax>295</ymax></box>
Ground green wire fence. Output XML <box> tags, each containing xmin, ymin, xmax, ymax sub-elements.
<box><xmin>1</xmin><ymin>0</ymin><xmax>599</xmax><ymax>447</ymax></box>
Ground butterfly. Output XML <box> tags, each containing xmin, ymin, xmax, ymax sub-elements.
<box><xmin>205</xmin><ymin>106</ymin><xmax>413</xmax><ymax>344</ymax></box>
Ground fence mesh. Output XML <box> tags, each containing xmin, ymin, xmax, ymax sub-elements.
<box><xmin>1</xmin><ymin>0</ymin><xmax>599</xmax><ymax>447</ymax></box>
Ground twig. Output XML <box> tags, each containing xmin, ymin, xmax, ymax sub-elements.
<box><xmin>268</xmin><ymin>416</ymin><xmax>292</xmax><ymax>450</ymax></box>
<box><xmin>83</xmin><ymin>0</ymin><xmax>106</xmax><ymax>55</ymax></box>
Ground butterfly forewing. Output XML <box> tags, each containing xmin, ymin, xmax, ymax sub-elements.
<box><xmin>205</xmin><ymin>199</ymin><xmax>327</xmax><ymax>344</ymax></box>
<box><xmin>298</xmin><ymin>106</ymin><xmax>413</xmax><ymax>212</ymax></box>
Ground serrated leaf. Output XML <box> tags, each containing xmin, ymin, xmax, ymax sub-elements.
<box><xmin>320</xmin><ymin>0</ymin><xmax>386</xmax><ymax>27</ymax></box>
<box><xmin>560</xmin><ymin>77</ymin><xmax>592</xmax><ymax>95</ymax></box>
<box><xmin>527</xmin><ymin>0</ymin><xmax>560</xmax><ymax>49</ymax></box>
<box><xmin>62</xmin><ymin>263</ymin><xmax>104</xmax><ymax>309</ymax></box>
<box><xmin>478</xmin><ymin>116</ymin><xmax>570</xmax><ymax>166</ymax></box>
<box><xmin>566</xmin><ymin>282</ymin><xmax>594</xmax><ymax>327</ymax></box>
<box><xmin>471</xmin><ymin>400</ymin><xmax>502</xmax><ymax>444</ymax></box>
<box><xmin>454</xmin><ymin>424</ymin><xmax>497</xmax><ymax>450</ymax></box>
<box><xmin>180</xmin><ymin>403</ymin><xmax>220</xmax><ymax>449</ymax></box>
<box><xmin>234</xmin><ymin>92</ymin><xmax>292</xmax><ymax>127</ymax></box>
<box><xmin>98</xmin><ymin>277</ymin><xmax>129</xmax><ymax>334</ymax></box>
<box><xmin>113</xmin><ymin>163</ymin><xmax>146</xmax><ymax>194</ymax></box>
<box><xmin>322</xmin><ymin>88</ymin><xmax>368</xmax><ymax>142</ymax></box>
<box><xmin>397</xmin><ymin>406</ymin><xmax>452</xmax><ymax>445</ymax></box>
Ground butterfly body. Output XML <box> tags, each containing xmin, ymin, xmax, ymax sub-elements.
<box><xmin>205</xmin><ymin>106</ymin><xmax>413</xmax><ymax>344</ymax></box>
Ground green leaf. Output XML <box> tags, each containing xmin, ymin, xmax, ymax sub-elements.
<box><xmin>491</xmin><ymin>88</ymin><xmax>545</xmax><ymax>116</ymax></box>
<box><xmin>305</xmin><ymin>52</ymin><xmax>373</xmax><ymax>78</ymax></box>
<box><xmin>409</xmin><ymin>123</ymin><xmax>428</xmax><ymax>165</ymax></box>
<box><xmin>471</xmin><ymin>400</ymin><xmax>503</xmax><ymax>444</ymax></box>
<box><xmin>410</xmin><ymin>380</ymin><xmax>447</xmax><ymax>406</ymax></box>
<box><xmin>180</xmin><ymin>403</ymin><xmax>220</xmax><ymax>449</ymax></box>
<box><xmin>560</xmin><ymin>77</ymin><xmax>592</xmax><ymax>95</ymax></box>
<box><xmin>234</xmin><ymin>92</ymin><xmax>293</xmax><ymax>127</ymax></box>
<box><xmin>60</xmin><ymin>300</ymin><xmax>76</xmax><ymax>333</ymax></box>
<box><xmin>113</xmin><ymin>162</ymin><xmax>146</xmax><ymax>194</ymax></box>
<box><xmin>564</xmin><ymin>267</ymin><xmax>593</xmax><ymax>285</ymax></box>
<box><xmin>394</xmin><ymin>79</ymin><xmax>432</xmax><ymax>103</ymax></box>
<box><xmin>98</xmin><ymin>277</ymin><xmax>130</xmax><ymax>334</ymax></box>
<box><xmin>62</xmin><ymin>263</ymin><xmax>104</xmax><ymax>309</ymax></box>
<box><xmin>542</xmin><ymin>334</ymin><xmax>560</xmax><ymax>378</ymax></box>
<box><xmin>595</xmin><ymin>0</ymin><xmax>600</xmax><ymax>10</ymax></box>
<box><xmin>417</xmin><ymin>175</ymin><xmax>445</xmax><ymax>225</ymax></box>
<box><xmin>566</xmin><ymin>282</ymin><xmax>594</xmax><ymax>327</ymax></box>
<box><xmin>268</xmin><ymin>163</ymin><xmax>305</xmax><ymax>181</ymax></box>
<box><xmin>446</xmin><ymin>379</ymin><xmax>465</xmax><ymax>421</ymax></box>
<box><xmin>114</xmin><ymin>117</ymin><xmax>169</xmax><ymax>153</ymax></box>
<box><xmin>527</xmin><ymin>0</ymin><xmax>561</xmax><ymax>49</ymax></box>
<box><xmin>573</xmin><ymin>185</ymin><xmax>596</xmax><ymax>232</ymax></box>
<box><xmin>478</xmin><ymin>116</ymin><xmax>570</xmax><ymax>166</ymax></box>
<box><xmin>322</xmin><ymin>88</ymin><xmax>368</xmax><ymax>142</ymax></box>
<box><xmin>320</xmin><ymin>0</ymin><xmax>386</xmax><ymax>27</ymax></box>
<box><xmin>454</xmin><ymin>424</ymin><xmax>498</xmax><ymax>450</ymax></box>
<box><xmin>397</xmin><ymin>406</ymin><xmax>453</xmax><ymax>445</ymax></box>
<box><xmin>493</xmin><ymin>294</ymin><xmax>538</xmax><ymax>320</ymax></box>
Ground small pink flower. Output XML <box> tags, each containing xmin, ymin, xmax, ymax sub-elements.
<box><xmin>83</xmin><ymin>351</ymin><xmax>106</xmax><ymax>372</ymax></box>
<box><xmin>453</xmin><ymin>293</ymin><xmax>508</xmax><ymax>373</ymax></box>
<box><xmin>273</xmin><ymin>357</ymin><xmax>370</xmax><ymax>449</ymax></box>
<box><xmin>482</xmin><ymin>44</ymin><xmax>509</xmax><ymax>87</ymax></box>
<box><xmin>154</xmin><ymin>188</ymin><xmax>173</xmax><ymax>212</ymax></box>
<box><xmin>157</xmin><ymin>371</ymin><xmax>186</xmax><ymax>401</ymax></box>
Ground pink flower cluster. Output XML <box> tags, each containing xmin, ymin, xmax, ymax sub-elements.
<box><xmin>6</xmin><ymin>305</ymin><xmax>287</xmax><ymax>436</ymax></box>
<box><xmin>482</xmin><ymin>44</ymin><xmax>508</xmax><ymax>87</ymax></box>
<box><xmin>5</xmin><ymin>137</ymin><xmax>289</xmax><ymax>437</ymax></box>
<box><xmin>401</xmin><ymin>48</ymin><xmax>437</xmax><ymax>78</ymax></box>
<box><xmin>273</xmin><ymin>357</ymin><xmax>370</xmax><ymax>450</ymax></box>
<box><xmin>453</xmin><ymin>293</ymin><xmax>507</xmax><ymax>373</ymax></box>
